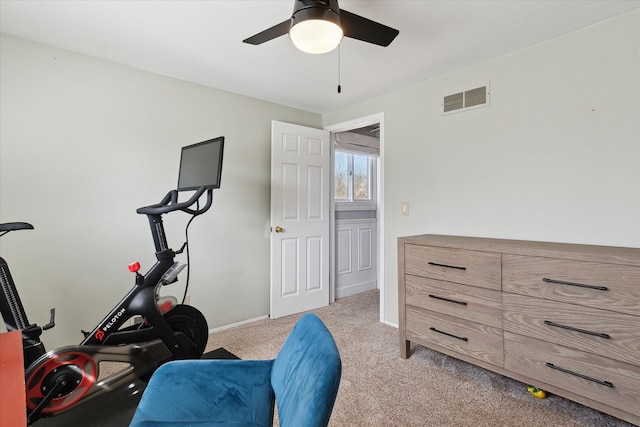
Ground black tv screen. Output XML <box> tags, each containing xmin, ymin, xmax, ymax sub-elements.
<box><xmin>177</xmin><ymin>136</ymin><xmax>225</xmax><ymax>191</ymax></box>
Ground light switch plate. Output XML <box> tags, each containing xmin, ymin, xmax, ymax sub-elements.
<box><xmin>401</xmin><ymin>202</ymin><xmax>409</xmax><ymax>216</ymax></box>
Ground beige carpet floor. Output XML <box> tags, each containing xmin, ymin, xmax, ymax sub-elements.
<box><xmin>203</xmin><ymin>290</ymin><xmax>634</xmax><ymax>427</ymax></box>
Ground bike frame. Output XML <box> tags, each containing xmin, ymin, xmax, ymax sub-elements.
<box><xmin>81</xmin><ymin>187</ymin><xmax>213</xmax><ymax>353</ymax></box>
<box><xmin>80</xmin><ymin>212</ymin><xmax>187</xmax><ymax>357</ymax></box>
<box><xmin>1</xmin><ymin>186</ymin><xmax>214</xmax><ymax>423</ymax></box>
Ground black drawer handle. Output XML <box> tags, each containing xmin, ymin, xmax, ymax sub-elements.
<box><xmin>429</xmin><ymin>327</ymin><xmax>468</xmax><ymax>342</ymax></box>
<box><xmin>542</xmin><ymin>278</ymin><xmax>608</xmax><ymax>291</ymax></box>
<box><xmin>543</xmin><ymin>320</ymin><xmax>611</xmax><ymax>339</ymax></box>
<box><xmin>545</xmin><ymin>363</ymin><xmax>613</xmax><ymax>387</ymax></box>
<box><xmin>429</xmin><ymin>294</ymin><xmax>467</xmax><ymax>306</ymax></box>
<box><xmin>428</xmin><ymin>262</ymin><xmax>467</xmax><ymax>271</ymax></box>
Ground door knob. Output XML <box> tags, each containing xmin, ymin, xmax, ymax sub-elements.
<box><xmin>274</xmin><ymin>226</ymin><xmax>284</xmax><ymax>233</ymax></box>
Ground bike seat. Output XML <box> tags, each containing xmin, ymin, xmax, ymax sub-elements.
<box><xmin>0</xmin><ymin>222</ymin><xmax>34</xmax><ymax>232</ymax></box>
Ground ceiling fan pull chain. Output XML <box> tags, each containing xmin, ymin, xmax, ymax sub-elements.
<box><xmin>337</xmin><ymin>44</ymin><xmax>342</xmax><ymax>94</ymax></box>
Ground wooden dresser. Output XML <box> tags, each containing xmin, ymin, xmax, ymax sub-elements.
<box><xmin>398</xmin><ymin>235</ymin><xmax>640</xmax><ymax>425</ymax></box>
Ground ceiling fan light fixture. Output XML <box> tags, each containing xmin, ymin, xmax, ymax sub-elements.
<box><xmin>289</xmin><ymin>4</ymin><xmax>343</xmax><ymax>54</ymax></box>
<box><xmin>290</xmin><ymin>19</ymin><xmax>343</xmax><ymax>54</ymax></box>
<box><xmin>242</xmin><ymin>0</ymin><xmax>399</xmax><ymax>51</ymax></box>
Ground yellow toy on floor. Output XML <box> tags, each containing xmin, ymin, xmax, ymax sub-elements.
<box><xmin>528</xmin><ymin>385</ymin><xmax>547</xmax><ymax>399</ymax></box>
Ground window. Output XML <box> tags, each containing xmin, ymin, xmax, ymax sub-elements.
<box><xmin>334</xmin><ymin>151</ymin><xmax>374</xmax><ymax>203</ymax></box>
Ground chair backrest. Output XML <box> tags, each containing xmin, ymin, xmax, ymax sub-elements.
<box><xmin>271</xmin><ymin>313</ymin><xmax>342</xmax><ymax>427</ymax></box>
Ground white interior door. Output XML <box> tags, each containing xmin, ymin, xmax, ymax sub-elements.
<box><xmin>270</xmin><ymin>121</ymin><xmax>330</xmax><ymax>318</ymax></box>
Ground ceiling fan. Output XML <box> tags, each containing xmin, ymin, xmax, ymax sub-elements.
<box><xmin>243</xmin><ymin>0</ymin><xmax>399</xmax><ymax>54</ymax></box>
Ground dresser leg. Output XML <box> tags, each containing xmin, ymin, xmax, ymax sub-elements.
<box><xmin>400</xmin><ymin>339</ymin><xmax>410</xmax><ymax>359</ymax></box>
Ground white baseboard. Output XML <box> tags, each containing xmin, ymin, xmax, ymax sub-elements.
<box><xmin>335</xmin><ymin>280</ymin><xmax>377</xmax><ymax>299</ymax></box>
<box><xmin>208</xmin><ymin>314</ymin><xmax>269</xmax><ymax>334</ymax></box>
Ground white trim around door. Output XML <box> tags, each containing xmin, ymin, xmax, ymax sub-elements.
<box><xmin>325</xmin><ymin>112</ymin><xmax>386</xmax><ymax>324</ymax></box>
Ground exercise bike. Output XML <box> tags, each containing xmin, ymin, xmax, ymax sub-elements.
<box><xmin>0</xmin><ymin>137</ymin><xmax>224</xmax><ymax>424</ymax></box>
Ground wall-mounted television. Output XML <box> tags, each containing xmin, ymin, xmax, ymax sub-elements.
<box><xmin>177</xmin><ymin>136</ymin><xmax>225</xmax><ymax>191</ymax></box>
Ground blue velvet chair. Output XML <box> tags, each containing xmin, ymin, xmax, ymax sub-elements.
<box><xmin>129</xmin><ymin>313</ymin><xmax>342</xmax><ymax>427</ymax></box>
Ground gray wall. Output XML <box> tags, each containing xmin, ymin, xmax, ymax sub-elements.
<box><xmin>0</xmin><ymin>33</ymin><xmax>321</xmax><ymax>347</ymax></box>
<box><xmin>324</xmin><ymin>10</ymin><xmax>640</xmax><ymax>325</ymax></box>
<box><xmin>2</xmin><ymin>10</ymin><xmax>639</xmax><ymax>345</ymax></box>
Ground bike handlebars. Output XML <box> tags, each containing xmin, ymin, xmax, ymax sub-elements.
<box><xmin>136</xmin><ymin>186</ymin><xmax>213</xmax><ymax>217</ymax></box>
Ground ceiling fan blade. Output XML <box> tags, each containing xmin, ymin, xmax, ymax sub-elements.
<box><xmin>339</xmin><ymin>9</ymin><xmax>399</xmax><ymax>47</ymax></box>
<box><xmin>243</xmin><ymin>19</ymin><xmax>291</xmax><ymax>45</ymax></box>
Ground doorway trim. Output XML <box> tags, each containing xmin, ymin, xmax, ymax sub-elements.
<box><xmin>325</xmin><ymin>112</ymin><xmax>386</xmax><ymax>323</ymax></box>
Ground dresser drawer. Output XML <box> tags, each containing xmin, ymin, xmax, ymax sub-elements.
<box><xmin>406</xmin><ymin>306</ymin><xmax>503</xmax><ymax>367</ymax></box>
<box><xmin>404</xmin><ymin>244</ymin><xmax>501</xmax><ymax>290</ymax></box>
<box><xmin>503</xmin><ymin>293</ymin><xmax>640</xmax><ymax>365</ymax></box>
<box><xmin>505</xmin><ymin>332</ymin><xmax>640</xmax><ymax>418</ymax></box>
<box><xmin>503</xmin><ymin>254</ymin><xmax>640</xmax><ymax>316</ymax></box>
<box><xmin>405</xmin><ymin>275</ymin><xmax>502</xmax><ymax>328</ymax></box>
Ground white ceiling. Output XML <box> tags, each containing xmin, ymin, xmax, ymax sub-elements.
<box><xmin>1</xmin><ymin>1</ymin><xmax>638</xmax><ymax>114</ymax></box>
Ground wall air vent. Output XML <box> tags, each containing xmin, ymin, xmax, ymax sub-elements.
<box><xmin>443</xmin><ymin>84</ymin><xmax>490</xmax><ymax>115</ymax></box>
<box><xmin>443</xmin><ymin>92</ymin><xmax>464</xmax><ymax>113</ymax></box>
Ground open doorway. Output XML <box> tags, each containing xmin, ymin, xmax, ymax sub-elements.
<box><xmin>326</xmin><ymin>113</ymin><xmax>385</xmax><ymax>323</ymax></box>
